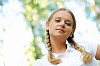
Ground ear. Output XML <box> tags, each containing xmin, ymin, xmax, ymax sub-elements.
<box><xmin>70</xmin><ymin>31</ymin><xmax>73</xmax><ymax>36</ymax></box>
<box><xmin>46</xmin><ymin>22</ymin><xmax>49</xmax><ymax>30</ymax></box>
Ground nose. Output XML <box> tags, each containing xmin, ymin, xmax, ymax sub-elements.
<box><xmin>59</xmin><ymin>20</ymin><xmax>65</xmax><ymax>28</ymax></box>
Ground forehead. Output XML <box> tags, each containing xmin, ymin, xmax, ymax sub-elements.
<box><xmin>53</xmin><ymin>11</ymin><xmax>73</xmax><ymax>21</ymax></box>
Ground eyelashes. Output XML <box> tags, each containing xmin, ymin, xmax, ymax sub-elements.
<box><xmin>65</xmin><ymin>22</ymin><xmax>71</xmax><ymax>26</ymax></box>
<box><xmin>55</xmin><ymin>19</ymin><xmax>61</xmax><ymax>22</ymax></box>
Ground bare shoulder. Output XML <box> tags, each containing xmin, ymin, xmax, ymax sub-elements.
<box><xmin>96</xmin><ymin>44</ymin><xmax>100</xmax><ymax>60</ymax></box>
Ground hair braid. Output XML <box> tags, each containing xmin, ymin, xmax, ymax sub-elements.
<box><xmin>67</xmin><ymin>36</ymin><xmax>93</xmax><ymax>64</ymax></box>
<box><xmin>46</xmin><ymin>8</ymin><xmax>93</xmax><ymax>64</ymax></box>
<box><xmin>46</xmin><ymin>30</ymin><xmax>61</xmax><ymax>64</ymax></box>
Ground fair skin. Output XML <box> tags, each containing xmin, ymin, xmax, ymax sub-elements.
<box><xmin>96</xmin><ymin>45</ymin><xmax>100</xmax><ymax>60</ymax></box>
<box><xmin>46</xmin><ymin>10</ymin><xmax>100</xmax><ymax>60</ymax></box>
<box><xmin>46</xmin><ymin>11</ymin><xmax>74</xmax><ymax>54</ymax></box>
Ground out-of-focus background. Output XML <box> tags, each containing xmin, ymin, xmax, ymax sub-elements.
<box><xmin>0</xmin><ymin>0</ymin><xmax>100</xmax><ymax>66</ymax></box>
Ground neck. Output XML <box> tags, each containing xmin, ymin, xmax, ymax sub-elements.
<box><xmin>50</xmin><ymin>37</ymin><xmax>67</xmax><ymax>54</ymax></box>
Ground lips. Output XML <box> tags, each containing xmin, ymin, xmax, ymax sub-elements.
<box><xmin>56</xmin><ymin>29</ymin><xmax>65</xmax><ymax>32</ymax></box>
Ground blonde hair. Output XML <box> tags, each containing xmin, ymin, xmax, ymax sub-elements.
<box><xmin>46</xmin><ymin>8</ymin><xmax>93</xmax><ymax>64</ymax></box>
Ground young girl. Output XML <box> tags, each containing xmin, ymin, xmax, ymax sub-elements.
<box><xmin>33</xmin><ymin>8</ymin><xmax>100</xmax><ymax>66</ymax></box>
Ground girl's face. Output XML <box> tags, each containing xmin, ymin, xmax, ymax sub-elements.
<box><xmin>46</xmin><ymin>11</ymin><xmax>74</xmax><ymax>40</ymax></box>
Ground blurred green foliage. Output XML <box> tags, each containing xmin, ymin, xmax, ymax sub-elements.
<box><xmin>21</xmin><ymin>0</ymin><xmax>100</xmax><ymax>66</ymax></box>
<box><xmin>22</xmin><ymin>0</ymin><xmax>64</xmax><ymax>66</ymax></box>
<box><xmin>82</xmin><ymin>0</ymin><xmax>100</xmax><ymax>30</ymax></box>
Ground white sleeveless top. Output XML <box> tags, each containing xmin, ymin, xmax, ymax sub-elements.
<box><xmin>33</xmin><ymin>41</ymin><xmax>98</xmax><ymax>66</ymax></box>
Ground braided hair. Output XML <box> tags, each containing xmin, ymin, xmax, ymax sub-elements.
<box><xmin>46</xmin><ymin>8</ymin><xmax>93</xmax><ymax>64</ymax></box>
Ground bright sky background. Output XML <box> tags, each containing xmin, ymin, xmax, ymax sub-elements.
<box><xmin>65</xmin><ymin>0</ymin><xmax>100</xmax><ymax>43</ymax></box>
<box><xmin>0</xmin><ymin>0</ymin><xmax>33</xmax><ymax>66</ymax></box>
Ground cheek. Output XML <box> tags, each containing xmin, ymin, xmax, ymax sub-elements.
<box><xmin>49</xmin><ymin>22</ymin><xmax>56</xmax><ymax>29</ymax></box>
<box><xmin>49</xmin><ymin>24</ymin><xmax>55</xmax><ymax>31</ymax></box>
<box><xmin>65</xmin><ymin>27</ymin><xmax>73</xmax><ymax>34</ymax></box>
<box><xmin>48</xmin><ymin>23</ymin><xmax>57</xmax><ymax>34</ymax></box>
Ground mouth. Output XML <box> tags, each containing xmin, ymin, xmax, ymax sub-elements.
<box><xmin>56</xmin><ymin>29</ymin><xmax>65</xmax><ymax>33</ymax></box>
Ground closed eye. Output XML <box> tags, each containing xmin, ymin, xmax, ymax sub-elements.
<box><xmin>65</xmin><ymin>22</ymin><xmax>71</xmax><ymax>26</ymax></box>
<box><xmin>55</xmin><ymin>19</ymin><xmax>61</xmax><ymax>22</ymax></box>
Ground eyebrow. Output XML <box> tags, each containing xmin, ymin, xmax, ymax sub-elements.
<box><xmin>55</xmin><ymin>17</ymin><xmax>61</xmax><ymax>19</ymax></box>
<box><xmin>65</xmin><ymin>19</ymin><xmax>72</xmax><ymax>22</ymax></box>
